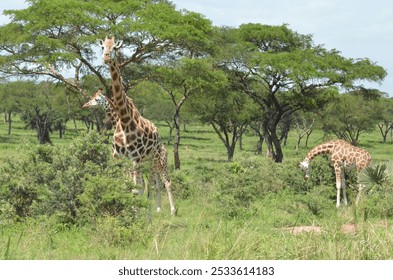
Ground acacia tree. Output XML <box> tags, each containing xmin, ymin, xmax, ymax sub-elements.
<box><xmin>215</xmin><ymin>24</ymin><xmax>387</xmax><ymax>162</ymax></box>
<box><xmin>0</xmin><ymin>0</ymin><xmax>213</xmax><ymax>98</ymax></box>
<box><xmin>0</xmin><ymin>82</ymin><xmax>26</xmax><ymax>134</ymax></box>
<box><xmin>376</xmin><ymin>97</ymin><xmax>393</xmax><ymax>143</ymax></box>
<box><xmin>190</xmin><ymin>88</ymin><xmax>257</xmax><ymax>162</ymax></box>
<box><xmin>18</xmin><ymin>82</ymin><xmax>66</xmax><ymax>144</ymax></box>
<box><xmin>321</xmin><ymin>93</ymin><xmax>381</xmax><ymax>146</ymax></box>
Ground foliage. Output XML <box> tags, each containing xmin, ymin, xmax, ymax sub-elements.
<box><xmin>0</xmin><ymin>132</ymin><xmax>148</xmax><ymax>226</ymax></box>
<box><xmin>375</xmin><ymin>97</ymin><xmax>393</xmax><ymax>143</ymax></box>
<box><xmin>152</xmin><ymin>58</ymin><xmax>228</xmax><ymax>168</ymax></box>
<box><xmin>2</xmin><ymin>123</ymin><xmax>393</xmax><ymax>259</ymax></box>
<box><xmin>190</xmin><ymin>88</ymin><xmax>257</xmax><ymax>161</ymax></box>
<box><xmin>358</xmin><ymin>164</ymin><xmax>393</xmax><ymax>218</ymax></box>
<box><xmin>0</xmin><ymin>0</ymin><xmax>391</xmax><ymax>261</ymax></box>
<box><xmin>214</xmin><ymin>23</ymin><xmax>386</xmax><ymax>162</ymax></box>
<box><xmin>321</xmin><ymin>92</ymin><xmax>381</xmax><ymax>145</ymax></box>
<box><xmin>363</xmin><ymin>164</ymin><xmax>389</xmax><ymax>187</ymax></box>
<box><xmin>0</xmin><ymin>0</ymin><xmax>213</xmax><ymax>94</ymax></box>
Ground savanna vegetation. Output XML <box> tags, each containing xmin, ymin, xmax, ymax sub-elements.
<box><xmin>0</xmin><ymin>0</ymin><xmax>392</xmax><ymax>260</ymax></box>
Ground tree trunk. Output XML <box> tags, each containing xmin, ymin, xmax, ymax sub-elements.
<box><xmin>173</xmin><ymin>108</ymin><xmax>181</xmax><ymax>170</ymax></box>
<box><xmin>226</xmin><ymin>145</ymin><xmax>235</xmax><ymax>162</ymax></box>
<box><xmin>238</xmin><ymin>133</ymin><xmax>243</xmax><ymax>151</ymax></box>
<box><xmin>59</xmin><ymin>124</ymin><xmax>66</xmax><ymax>139</ymax></box>
<box><xmin>93</xmin><ymin>111</ymin><xmax>102</xmax><ymax>133</ymax></box>
<box><xmin>271</xmin><ymin>132</ymin><xmax>284</xmax><ymax>162</ymax></box>
<box><xmin>263</xmin><ymin>122</ymin><xmax>283</xmax><ymax>162</ymax></box>
<box><xmin>255</xmin><ymin>135</ymin><xmax>264</xmax><ymax>155</ymax></box>
<box><xmin>7</xmin><ymin>111</ymin><xmax>12</xmax><ymax>135</ymax></box>
<box><xmin>165</xmin><ymin>121</ymin><xmax>173</xmax><ymax>145</ymax></box>
<box><xmin>35</xmin><ymin>112</ymin><xmax>52</xmax><ymax>145</ymax></box>
<box><xmin>72</xmin><ymin>117</ymin><xmax>78</xmax><ymax>131</ymax></box>
<box><xmin>37</xmin><ymin>123</ymin><xmax>52</xmax><ymax>145</ymax></box>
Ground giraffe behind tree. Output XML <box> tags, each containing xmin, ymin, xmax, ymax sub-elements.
<box><xmin>299</xmin><ymin>139</ymin><xmax>371</xmax><ymax>207</ymax></box>
<box><xmin>96</xmin><ymin>36</ymin><xmax>176</xmax><ymax>215</ymax></box>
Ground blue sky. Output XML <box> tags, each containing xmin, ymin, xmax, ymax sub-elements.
<box><xmin>1</xmin><ymin>0</ymin><xmax>392</xmax><ymax>95</ymax></box>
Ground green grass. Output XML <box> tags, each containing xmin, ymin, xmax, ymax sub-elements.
<box><xmin>1</xmin><ymin>116</ymin><xmax>393</xmax><ymax>259</ymax></box>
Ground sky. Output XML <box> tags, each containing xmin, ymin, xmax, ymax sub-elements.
<box><xmin>1</xmin><ymin>0</ymin><xmax>392</xmax><ymax>95</ymax></box>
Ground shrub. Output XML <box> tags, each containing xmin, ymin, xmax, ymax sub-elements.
<box><xmin>0</xmin><ymin>132</ymin><xmax>148</xmax><ymax>227</ymax></box>
<box><xmin>359</xmin><ymin>164</ymin><xmax>393</xmax><ymax>218</ymax></box>
<box><xmin>214</xmin><ymin>158</ymin><xmax>289</xmax><ymax>219</ymax></box>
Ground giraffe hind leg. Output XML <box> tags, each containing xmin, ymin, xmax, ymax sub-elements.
<box><xmin>341</xmin><ymin>168</ymin><xmax>348</xmax><ymax>206</ymax></box>
<box><xmin>334</xmin><ymin>165</ymin><xmax>342</xmax><ymax>208</ymax></box>
<box><xmin>155</xmin><ymin>148</ymin><xmax>176</xmax><ymax>215</ymax></box>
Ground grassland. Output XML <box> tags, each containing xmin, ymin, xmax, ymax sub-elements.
<box><xmin>1</xmin><ymin>116</ymin><xmax>393</xmax><ymax>260</ymax></box>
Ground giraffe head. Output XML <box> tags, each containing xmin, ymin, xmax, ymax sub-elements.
<box><xmin>82</xmin><ymin>88</ymin><xmax>108</xmax><ymax>109</ymax></box>
<box><xmin>97</xmin><ymin>36</ymin><xmax>123</xmax><ymax>64</ymax></box>
<box><xmin>298</xmin><ymin>159</ymin><xmax>310</xmax><ymax>179</ymax></box>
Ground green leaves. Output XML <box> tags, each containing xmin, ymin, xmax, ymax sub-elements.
<box><xmin>0</xmin><ymin>0</ymin><xmax>214</xmax><ymax>89</ymax></box>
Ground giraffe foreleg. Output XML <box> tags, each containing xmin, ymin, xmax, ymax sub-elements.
<box><xmin>155</xmin><ymin>148</ymin><xmax>176</xmax><ymax>215</ymax></box>
<box><xmin>154</xmin><ymin>174</ymin><xmax>162</xmax><ymax>213</ymax></box>
<box><xmin>334</xmin><ymin>164</ymin><xmax>342</xmax><ymax>208</ymax></box>
<box><xmin>162</xmin><ymin>176</ymin><xmax>176</xmax><ymax>215</ymax></box>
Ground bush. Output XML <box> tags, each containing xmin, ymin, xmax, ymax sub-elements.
<box><xmin>214</xmin><ymin>158</ymin><xmax>288</xmax><ymax>219</ymax></box>
<box><xmin>0</xmin><ymin>132</ymin><xmax>148</xmax><ymax>227</ymax></box>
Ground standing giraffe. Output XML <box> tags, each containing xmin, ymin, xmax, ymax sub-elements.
<box><xmin>299</xmin><ymin>139</ymin><xmax>371</xmax><ymax>207</ymax></box>
<box><xmin>82</xmin><ymin>88</ymin><xmax>171</xmax><ymax>212</ymax></box>
<box><xmin>96</xmin><ymin>36</ymin><xmax>176</xmax><ymax>215</ymax></box>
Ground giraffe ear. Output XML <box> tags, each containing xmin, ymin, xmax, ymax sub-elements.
<box><xmin>114</xmin><ymin>40</ymin><xmax>123</xmax><ymax>49</ymax></box>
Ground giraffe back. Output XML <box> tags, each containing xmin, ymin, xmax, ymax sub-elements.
<box><xmin>330</xmin><ymin>140</ymin><xmax>371</xmax><ymax>171</ymax></box>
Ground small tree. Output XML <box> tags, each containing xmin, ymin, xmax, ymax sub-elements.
<box><xmin>293</xmin><ymin>111</ymin><xmax>315</xmax><ymax>150</ymax></box>
<box><xmin>321</xmin><ymin>93</ymin><xmax>379</xmax><ymax>145</ymax></box>
<box><xmin>0</xmin><ymin>82</ymin><xmax>27</xmax><ymax>135</ymax></box>
<box><xmin>153</xmin><ymin>58</ymin><xmax>227</xmax><ymax>168</ymax></box>
<box><xmin>189</xmin><ymin>87</ymin><xmax>257</xmax><ymax>162</ymax></box>
<box><xmin>375</xmin><ymin>97</ymin><xmax>393</xmax><ymax>144</ymax></box>
<box><xmin>18</xmin><ymin>82</ymin><xmax>66</xmax><ymax>144</ymax></box>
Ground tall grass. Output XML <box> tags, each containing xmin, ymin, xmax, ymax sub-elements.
<box><xmin>1</xmin><ymin>116</ymin><xmax>393</xmax><ymax>259</ymax></box>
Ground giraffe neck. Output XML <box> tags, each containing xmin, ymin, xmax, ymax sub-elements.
<box><xmin>104</xmin><ymin>94</ymin><xmax>142</xmax><ymax>125</ymax></box>
<box><xmin>306</xmin><ymin>142</ymin><xmax>336</xmax><ymax>161</ymax></box>
<box><xmin>108</xmin><ymin>60</ymin><xmax>140</xmax><ymax>126</ymax></box>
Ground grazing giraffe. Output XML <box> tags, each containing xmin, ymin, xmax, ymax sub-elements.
<box><xmin>96</xmin><ymin>36</ymin><xmax>176</xmax><ymax>215</ymax></box>
<box><xmin>299</xmin><ymin>139</ymin><xmax>371</xmax><ymax>207</ymax></box>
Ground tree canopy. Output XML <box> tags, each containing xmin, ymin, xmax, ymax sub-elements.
<box><xmin>0</xmin><ymin>0</ymin><xmax>213</xmax><ymax>96</ymax></box>
<box><xmin>0</xmin><ymin>1</ymin><xmax>388</xmax><ymax>162</ymax></box>
<box><xmin>214</xmin><ymin>23</ymin><xmax>387</xmax><ymax>162</ymax></box>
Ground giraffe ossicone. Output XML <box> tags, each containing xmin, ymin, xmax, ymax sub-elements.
<box><xmin>299</xmin><ymin>139</ymin><xmax>371</xmax><ymax>208</ymax></box>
